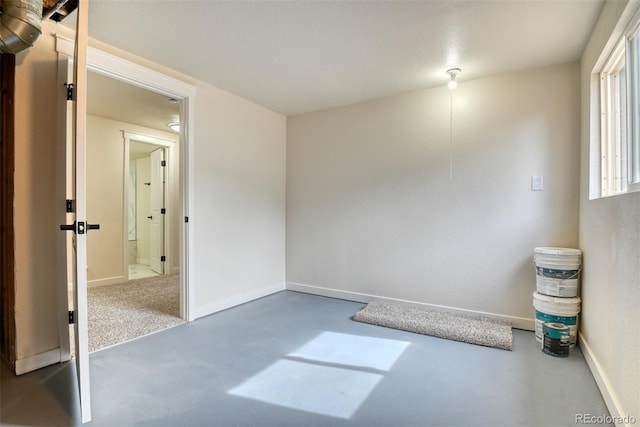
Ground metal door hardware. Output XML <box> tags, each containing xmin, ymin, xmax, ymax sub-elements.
<box><xmin>59</xmin><ymin>221</ymin><xmax>100</xmax><ymax>234</ymax></box>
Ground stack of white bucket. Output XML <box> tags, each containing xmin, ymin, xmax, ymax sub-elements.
<box><xmin>532</xmin><ymin>247</ymin><xmax>582</xmax><ymax>348</ymax></box>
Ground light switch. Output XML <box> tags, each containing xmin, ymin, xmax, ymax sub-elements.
<box><xmin>531</xmin><ymin>175</ymin><xmax>544</xmax><ymax>191</ymax></box>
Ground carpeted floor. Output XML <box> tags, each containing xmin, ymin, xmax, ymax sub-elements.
<box><xmin>88</xmin><ymin>274</ymin><xmax>185</xmax><ymax>352</ymax></box>
<box><xmin>353</xmin><ymin>300</ymin><xmax>513</xmax><ymax>350</ymax></box>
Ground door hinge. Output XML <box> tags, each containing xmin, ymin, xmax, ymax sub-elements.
<box><xmin>66</xmin><ymin>199</ymin><xmax>74</xmax><ymax>213</ymax></box>
<box><xmin>160</xmin><ymin>255</ymin><xmax>166</xmax><ymax>262</ymax></box>
<box><xmin>161</xmin><ymin>160</ymin><xmax>167</xmax><ymax>167</ymax></box>
<box><xmin>161</xmin><ymin>208</ymin><xmax>166</xmax><ymax>214</ymax></box>
<box><xmin>68</xmin><ymin>311</ymin><xmax>75</xmax><ymax>324</ymax></box>
<box><xmin>185</xmin><ymin>216</ymin><xmax>189</xmax><ymax>223</ymax></box>
<box><xmin>65</xmin><ymin>83</ymin><xmax>74</xmax><ymax>101</ymax></box>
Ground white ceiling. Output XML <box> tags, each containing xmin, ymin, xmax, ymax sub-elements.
<box><xmin>76</xmin><ymin>0</ymin><xmax>604</xmax><ymax>118</ymax></box>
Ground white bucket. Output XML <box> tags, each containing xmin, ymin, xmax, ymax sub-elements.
<box><xmin>535</xmin><ymin>275</ymin><xmax>579</xmax><ymax>298</ymax></box>
<box><xmin>533</xmin><ymin>291</ymin><xmax>581</xmax><ymax>347</ymax></box>
<box><xmin>533</xmin><ymin>247</ymin><xmax>582</xmax><ymax>297</ymax></box>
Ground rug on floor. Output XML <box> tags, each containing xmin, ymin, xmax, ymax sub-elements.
<box><xmin>88</xmin><ymin>274</ymin><xmax>185</xmax><ymax>352</ymax></box>
<box><xmin>352</xmin><ymin>300</ymin><xmax>512</xmax><ymax>350</ymax></box>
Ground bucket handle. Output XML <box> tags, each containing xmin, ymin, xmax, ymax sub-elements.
<box><xmin>533</xmin><ymin>261</ymin><xmax>582</xmax><ymax>279</ymax></box>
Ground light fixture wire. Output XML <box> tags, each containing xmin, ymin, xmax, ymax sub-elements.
<box><xmin>446</xmin><ymin>68</ymin><xmax>460</xmax><ymax>180</ymax></box>
<box><xmin>449</xmin><ymin>90</ymin><xmax>454</xmax><ymax>180</ymax></box>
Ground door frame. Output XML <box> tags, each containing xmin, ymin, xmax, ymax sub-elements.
<box><xmin>55</xmin><ymin>35</ymin><xmax>197</xmax><ymax>333</ymax></box>
<box><xmin>123</xmin><ymin>133</ymin><xmax>176</xmax><ymax>278</ymax></box>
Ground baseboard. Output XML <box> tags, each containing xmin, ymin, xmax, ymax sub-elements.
<box><xmin>88</xmin><ymin>275</ymin><xmax>127</xmax><ymax>288</ymax></box>
<box><xmin>286</xmin><ymin>282</ymin><xmax>535</xmax><ymax>331</ymax></box>
<box><xmin>192</xmin><ymin>283</ymin><xmax>286</xmax><ymax>320</ymax></box>
<box><xmin>579</xmin><ymin>333</ymin><xmax>633</xmax><ymax>427</ymax></box>
<box><xmin>15</xmin><ymin>348</ymin><xmax>61</xmax><ymax>375</ymax></box>
<box><xmin>136</xmin><ymin>258</ymin><xmax>150</xmax><ymax>266</ymax></box>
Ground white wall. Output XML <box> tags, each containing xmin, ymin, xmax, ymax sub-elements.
<box><xmin>580</xmin><ymin>0</ymin><xmax>640</xmax><ymax>422</ymax></box>
<box><xmin>287</xmin><ymin>63</ymin><xmax>580</xmax><ymax>326</ymax></box>
<box><xmin>12</xmin><ymin>22</ymin><xmax>286</xmax><ymax>370</ymax></box>
<box><xmin>13</xmin><ymin>24</ymin><xmax>60</xmax><ymax>363</ymax></box>
<box><xmin>86</xmin><ymin>114</ymin><xmax>124</xmax><ymax>283</ymax></box>
<box><xmin>191</xmin><ymin>83</ymin><xmax>287</xmax><ymax>317</ymax></box>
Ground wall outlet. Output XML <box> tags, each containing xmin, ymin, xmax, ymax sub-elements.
<box><xmin>531</xmin><ymin>175</ymin><xmax>544</xmax><ymax>191</ymax></box>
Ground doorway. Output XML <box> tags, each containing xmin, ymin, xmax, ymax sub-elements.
<box><xmin>55</xmin><ymin>34</ymin><xmax>196</xmax><ymax>422</ymax></box>
<box><xmin>126</xmin><ymin>137</ymin><xmax>176</xmax><ymax>281</ymax></box>
<box><xmin>128</xmin><ymin>143</ymin><xmax>164</xmax><ymax>280</ymax></box>
<box><xmin>84</xmin><ymin>72</ymin><xmax>184</xmax><ymax>352</ymax></box>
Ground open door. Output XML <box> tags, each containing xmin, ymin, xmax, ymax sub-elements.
<box><xmin>58</xmin><ymin>1</ymin><xmax>93</xmax><ymax>423</ymax></box>
<box><xmin>149</xmin><ymin>148</ymin><xmax>165</xmax><ymax>275</ymax></box>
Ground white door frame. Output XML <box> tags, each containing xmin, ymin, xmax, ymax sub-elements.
<box><xmin>55</xmin><ymin>35</ymin><xmax>197</xmax><ymax>323</ymax></box>
<box><xmin>123</xmin><ymin>132</ymin><xmax>176</xmax><ymax>278</ymax></box>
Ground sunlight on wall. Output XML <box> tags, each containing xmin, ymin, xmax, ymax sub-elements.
<box><xmin>228</xmin><ymin>332</ymin><xmax>410</xmax><ymax>419</ymax></box>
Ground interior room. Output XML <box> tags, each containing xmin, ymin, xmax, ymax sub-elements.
<box><xmin>1</xmin><ymin>1</ymin><xmax>638</xmax><ymax>426</ymax></box>
<box><xmin>84</xmin><ymin>71</ymin><xmax>185</xmax><ymax>352</ymax></box>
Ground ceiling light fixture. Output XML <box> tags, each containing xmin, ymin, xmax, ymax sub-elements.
<box><xmin>447</xmin><ymin>68</ymin><xmax>461</xmax><ymax>89</ymax></box>
<box><xmin>168</xmin><ymin>122</ymin><xmax>180</xmax><ymax>132</ymax></box>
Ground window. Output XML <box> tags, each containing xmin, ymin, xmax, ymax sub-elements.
<box><xmin>598</xmin><ymin>14</ymin><xmax>640</xmax><ymax>197</ymax></box>
<box><xmin>629</xmin><ymin>27</ymin><xmax>640</xmax><ymax>188</ymax></box>
<box><xmin>600</xmin><ymin>39</ymin><xmax>627</xmax><ymax>195</ymax></box>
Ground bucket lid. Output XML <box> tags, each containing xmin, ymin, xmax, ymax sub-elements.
<box><xmin>533</xmin><ymin>291</ymin><xmax>581</xmax><ymax>305</ymax></box>
<box><xmin>534</xmin><ymin>247</ymin><xmax>582</xmax><ymax>256</ymax></box>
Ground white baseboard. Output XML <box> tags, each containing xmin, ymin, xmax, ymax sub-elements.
<box><xmin>15</xmin><ymin>348</ymin><xmax>61</xmax><ymax>375</ymax></box>
<box><xmin>192</xmin><ymin>283</ymin><xmax>286</xmax><ymax>320</ymax></box>
<box><xmin>88</xmin><ymin>275</ymin><xmax>127</xmax><ymax>288</ymax></box>
<box><xmin>579</xmin><ymin>333</ymin><xmax>632</xmax><ymax>427</ymax></box>
<box><xmin>286</xmin><ymin>282</ymin><xmax>535</xmax><ymax>331</ymax></box>
<box><xmin>136</xmin><ymin>258</ymin><xmax>150</xmax><ymax>266</ymax></box>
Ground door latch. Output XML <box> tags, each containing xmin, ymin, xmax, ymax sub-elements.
<box><xmin>60</xmin><ymin>221</ymin><xmax>100</xmax><ymax>234</ymax></box>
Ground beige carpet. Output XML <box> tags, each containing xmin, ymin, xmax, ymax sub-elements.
<box><xmin>353</xmin><ymin>300</ymin><xmax>513</xmax><ymax>350</ymax></box>
<box><xmin>88</xmin><ymin>274</ymin><xmax>185</xmax><ymax>352</ymax></box>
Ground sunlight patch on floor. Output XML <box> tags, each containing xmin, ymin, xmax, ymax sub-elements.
<box><xmin>228</xmin><ymin>332</ymin><xmax>410</xmax><ymax>419</ymax></box>
<box><xmin>229</xmin><ymin>359</ymin><xmax>382</xmax><ymax>419</ymax></box>
<box><xmin>288</xmin><ymin>331</ymin><xmax>410</xmax><ymax>371</ymax></box>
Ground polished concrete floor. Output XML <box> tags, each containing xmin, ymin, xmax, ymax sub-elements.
<box><xmin>1</xmin><ymin>291</ymin><xmax>611</xmax><ymax>426</ymax></box>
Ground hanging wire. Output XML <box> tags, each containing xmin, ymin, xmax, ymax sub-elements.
<box><xmin>449</xmin><ymin>90</ymin><xmax>454</xmax><ymax>180</ymax></box>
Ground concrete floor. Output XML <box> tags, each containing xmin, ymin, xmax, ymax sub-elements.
<box><xmin>1</xmin><ymin>291</ymin><xmax>611</xmax><ymax>426</ymax></box>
